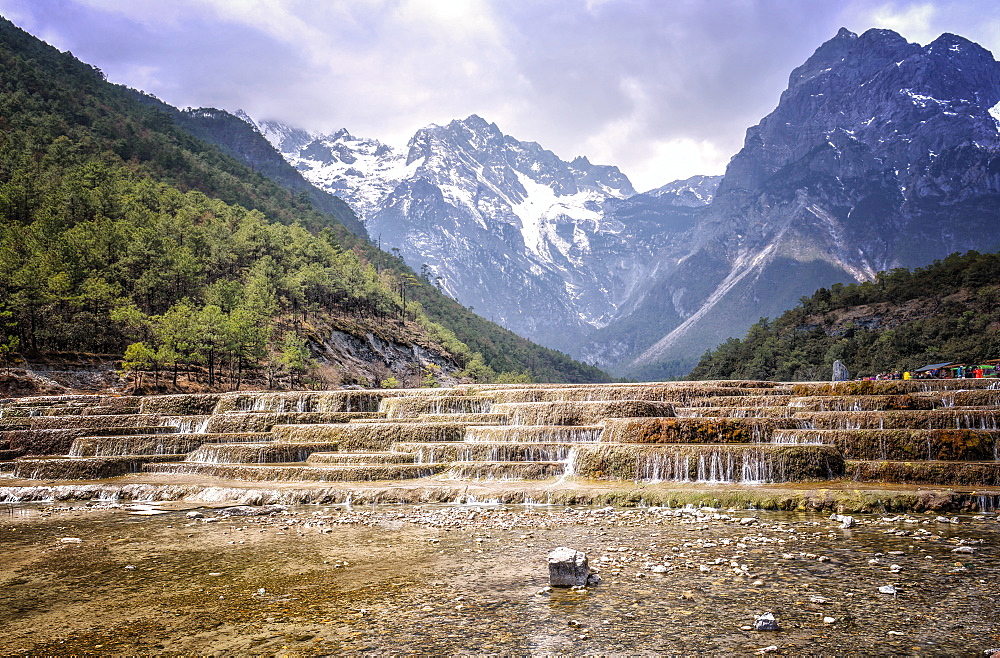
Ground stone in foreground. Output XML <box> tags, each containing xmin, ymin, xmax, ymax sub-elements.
<box><xmin>754</xmin><ymin>612</ymin><xmax>781</xmax><ymax>631</ymax></box>
<box><xmin>547</xmin><ymin>547</ymin><xmax>590</xmax><ymax>587</ymax></box>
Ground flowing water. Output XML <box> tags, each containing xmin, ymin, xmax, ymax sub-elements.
<box><xmin>1</xmin><ymin>502</ymin><xmax>998</xmax><ymax>655</ymax></box>
<box><xmin>5</xmin><ymin>381</ymin><xmax>1000</xmax><ymax>503</ymax></box>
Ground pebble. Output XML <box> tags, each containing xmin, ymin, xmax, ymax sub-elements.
<box><xmin>830</xmin><ymin>514</ymin><xmax>856</xmax><ymax>528</ymax></box>
<box><xmin>952</xmin><ymin>546</ymin><xmax>976</xmax><ymax>554</ymax></box>
<box><xmin>59</xmin><ymin>537</ymin><xmax>82</xmax><ymax>543</ymax></box>
<box><xmin>878</xmin><ymin>585</ymin><xmax>897</xmax><ymax>595</ymax></box>
<box><xmin>823</xmin><ymin>616</ymin><xmax>836</xmax><ymax>624</ymax></box>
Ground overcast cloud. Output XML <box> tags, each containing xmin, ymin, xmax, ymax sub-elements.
<box><xmin>1</xmin><ymin>0</ymin><xmax>998</xmax><ymax>190</ymax></box>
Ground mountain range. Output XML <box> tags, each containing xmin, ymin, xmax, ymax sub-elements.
<box><xmin>239</xmin><ymin>27</ymin><xmax>1000</xmax><ymax>378</ymax></box>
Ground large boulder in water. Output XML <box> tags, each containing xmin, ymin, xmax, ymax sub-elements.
<box><xmin>547</xmin><ymin>547</ymin><xmax>590</xmax><ymax>587</ymax></box>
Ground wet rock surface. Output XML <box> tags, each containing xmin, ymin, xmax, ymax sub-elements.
<box><xmin>547</xmin><ymin>547</ymin><xmax>590</xmax><ymax>587</ymax></box>
<box><xmin>1</xmin><ymin>502</ymin><xmax>998</xmax><ymax>654</ymax></box>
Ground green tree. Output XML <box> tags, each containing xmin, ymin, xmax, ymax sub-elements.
<box><xmin>277</xmin><ymin>331</ymin><xmax>314</xmax><ymax>387</ymax></box>
<box><xmin>120</xmin><ymin>341</ymin><xmax>156</xmax><ymax>390</ymax></box>
<box><xmin>461</xmin><ymin>352</ymin><xmax>496</xmax><ymax>384</ymax></box>
<box><xmin>0</xmin><ymin>308</ymin><xmax>20</xmax><ymax>372</ymax></box>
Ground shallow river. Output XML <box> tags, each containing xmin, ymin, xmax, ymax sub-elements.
<box><xmin>1</xmin><ymin>501</ymin><xmax>998</xmax><ymax>655</ymax></box>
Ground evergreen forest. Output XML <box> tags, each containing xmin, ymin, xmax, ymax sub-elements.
<box><xmin>689</xmin><ymin>251</ymin><xmax>1000</xmax><ymax>381</ymax></box>
<box><xmin>0</xmin><ymin>17</ymin><xmax>608</xmax><ymax>389</ymax></box>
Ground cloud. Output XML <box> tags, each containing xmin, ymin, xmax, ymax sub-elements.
<box><xmin>866</xmin><ymin>2</ymin><xmax>937</xmax><ymax>42</ymax></box>
<box><xmin>1</xmin><ymin>0</ymin><xmax>997</xmax><ymax>189</ymax></box>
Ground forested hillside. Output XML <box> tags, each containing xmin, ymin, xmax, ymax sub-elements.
<box><xmin>0</xmin><ymin>17</ymin><xmax>609</xmax><ymax>389</ymax></box>
<box><xmin>689</xmin><ymin>251</ymin><xmax>1000</xmax><ymax>381</ymax></box>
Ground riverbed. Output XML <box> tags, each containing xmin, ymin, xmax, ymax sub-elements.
<box><xmin>1</xmin><ymin>501</ymin><xmax>998</xmax><ymax>655</ymax></box>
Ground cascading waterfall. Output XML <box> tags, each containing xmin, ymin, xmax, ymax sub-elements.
<box><xmin>380</xmin><ymin>396</ymin><xmax>494</xmax><ymax>419</ymax></box>
<box><xmin>561</xmin><ymin>447</ymin><xmax>578</xmax><ymax>478</ymax></box>
<box><xmin>771</xmin><ymin>431</ymin><xmax>824</xmax><ymax>445</ymax></box>
<box><xmin>464</xmin><ymin>426</ymin><xmax>603</xmax><ymax>443</ymax></box>
<box><xmin>696</xmin><ymin>451</ymin><xmax>735</xmax><ymax>483</ymax></box>
<box><xmin>185</xmin><ymin>443</ymin><xmax>333</xmax><ymax>464</ymax></box>
<box><xmin>740</xmin><ymin>449</ymin><xmax>776</xmax><ymax>484</ymax></box>
<box><xmin>493</xmin><ymin>400</ymin><xmax>674</xmax><ymax>426</ymax></box>
<box><xmin>4</xmin><ymin>378</ymin><xmax>1000</xmax><ymax>491</ymax></box>
<box><xmin>636</xmin><ymin>452</ymin><xmax>691</xmax><ymax>483</ymax></box>
<box><xmin>162</xmin><ymin>416</ymin><xmax>210</xmax><ymax>434</ymax></box>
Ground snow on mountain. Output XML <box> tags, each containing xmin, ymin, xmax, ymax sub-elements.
<box><xmin>644</xmin><ymin>175</ymin><xmax>722</xmax><ymax>207</ymax></box>
<box><xmin>240</xmin><ymin>28</ymin><xmax>1000</xmax><ymax>379</ymax></box>
<box><xmin>592</xmin><ymin>27</ymin><xmax>1000</xmax><ymax>378</ymax></box>
<box><xmin>249</xmin><ymin>112</ymin><xmax>655</xmax><ymax>352</ymax></box>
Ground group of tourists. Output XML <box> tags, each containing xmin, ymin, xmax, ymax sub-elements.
<box><xmin>860</xmin><ymin>362</ymin><xmax>998</xmax><ymax>381</ymax></box>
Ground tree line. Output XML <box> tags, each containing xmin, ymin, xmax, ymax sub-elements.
<box><xmin>689</xmin><ymin>251</ymin><xmax>1000</xmax><ymax>381</ymax></box>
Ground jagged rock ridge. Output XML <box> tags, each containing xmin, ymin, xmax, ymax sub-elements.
<box><xmin>245</xmin><ymin>113</ymin><xmax>717</xmax><ymax>355</ymax></box>
<box><xmin>607</xmin><ymin>27</ymin><xmax>1000</xmax><ymax>377</ymax></box>
<box><xmin>244</xmin><ymin>27</ymin><xmax>1000</xmax><ymax>378</ymax></box>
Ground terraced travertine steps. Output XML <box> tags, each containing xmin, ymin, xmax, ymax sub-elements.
<box><xmin>1</xmin><ymin>380</ymin><xmax>1000</xmax><ymax>486</ymax></box>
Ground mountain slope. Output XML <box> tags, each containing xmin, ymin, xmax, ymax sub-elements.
<box><xmin>689</xmin><ymin>250</ymin><xmax>1000</xmax><ymax>380</ymax></box>
<box><xmin>0</xmin><ymin>16</ymin><xmax>609</xmax><ymax>386</ymax></box>
<box><xmin>589</xmin><ymin>27</ymin><xmax>1000</xmax><ymax>378</ymax></box>
<box><xmin>254</xmin><ymin>113</ymin><xmax>714</xmax><ymax>354</ymax></box>
<box><xmin>247</xmin><ymin>27</ymin><xmax>1000</xmax><ymax>381</ymax></box>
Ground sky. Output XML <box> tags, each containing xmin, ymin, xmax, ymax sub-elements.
<box><xmin>2</xmin><ymin>0</ymin><xmax>999</xmax><ymax>191</ymax></box>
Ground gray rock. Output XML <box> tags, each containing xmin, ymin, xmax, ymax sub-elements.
<box><xmin>548</xmin><ymin>547</ymin><xmax>591</xmax><ymax>587</ymax></box>
<box><xmin>952</xmin><ymin>546</ymin><xmax>976</xmax><ymax>554</ymax></box>
<box><xmin>216</xmin><ymin>505</ymin><xmax>288</xmax><ymax>517</ymax></box>
<box><xmin>753</xmin><ymin>612</ymin><xmax>781</xmax><ymax>631</ymax></box>
<box><xmin>830</xmin><ymin>513</ymin><xmax>855</xmax><ymax>528</ymax></box>
<box><xmin>879</xmin><ymin>585</ymin><xmax>897</xmax><ymax>595</ymax></box>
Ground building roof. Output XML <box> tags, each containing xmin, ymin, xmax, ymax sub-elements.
<box><xmin>914</xmin><ymin>362</ymin><xmax>955</xmax><ymax>372</ymax></box>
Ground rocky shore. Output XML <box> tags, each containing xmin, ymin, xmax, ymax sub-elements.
<box><xmin>2</xmin><ymin>501</ymin><xmax>998</xmax><ymax>654</ymax></box>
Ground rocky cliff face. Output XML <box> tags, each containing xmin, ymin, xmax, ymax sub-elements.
<box><xmin>251</xmin><ymin>114</ymin><xmax>701</xmax><ymax>354</ymax></box>
<box><xmin>590</xmin><ymin>28</ymin><xmax>1000</xmax><ymax>377</ymax></box>
<box><xmin>246</xmin><ymin>27</ymin><xmax>1000</xmax><ymax>378</ymax></box>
